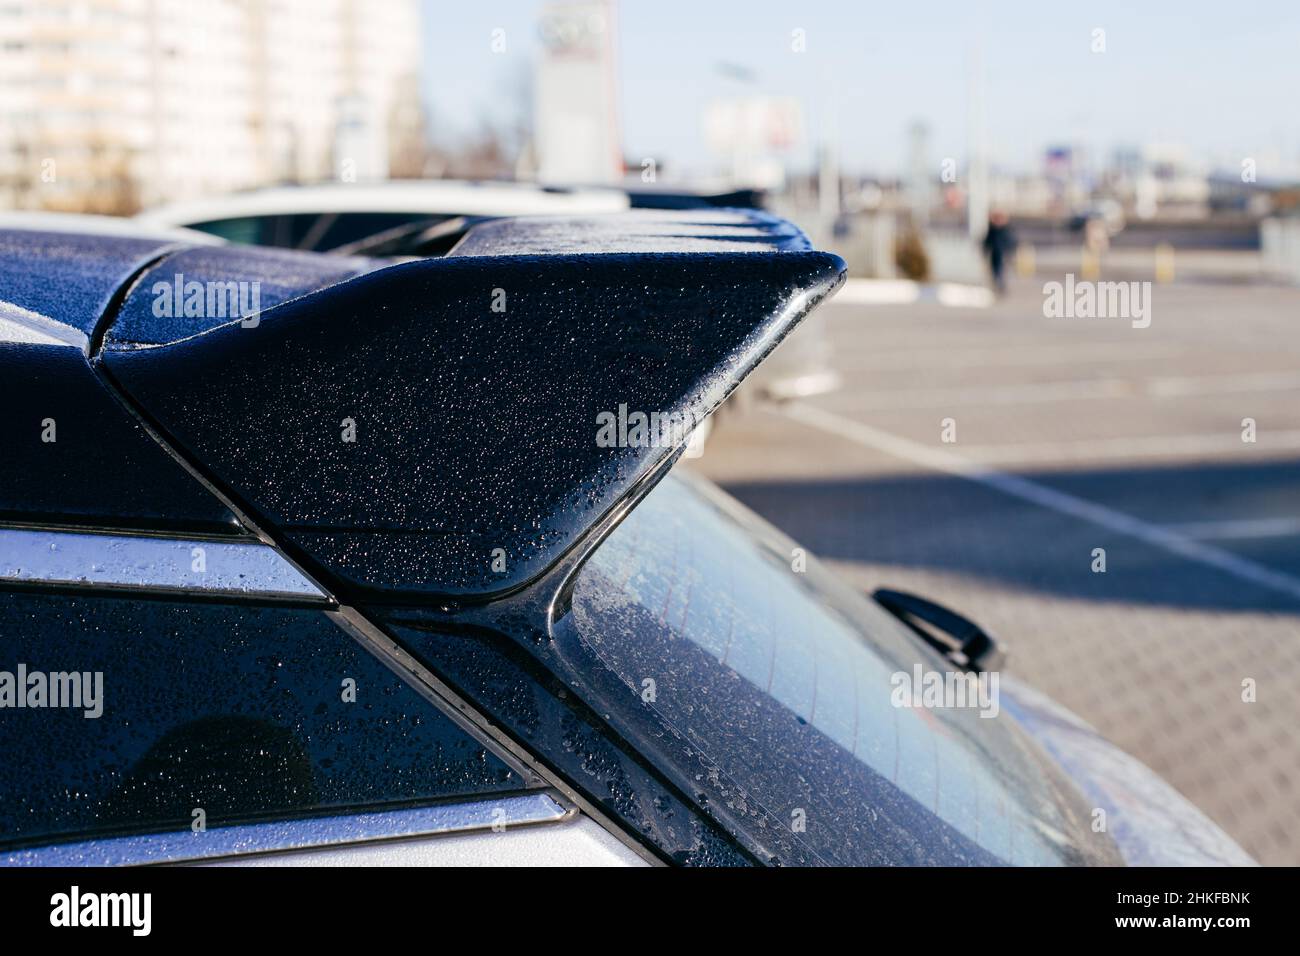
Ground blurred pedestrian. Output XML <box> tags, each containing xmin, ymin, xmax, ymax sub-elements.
<box><xmin>982</xmin><ymin>210</ymin><xmax>1017</xmax><ymax>295</ymax></box>
<box><xmin>1083</xmin><ymin>215</ymin><xmax>1109</xmax><ymax>257</ymax></box>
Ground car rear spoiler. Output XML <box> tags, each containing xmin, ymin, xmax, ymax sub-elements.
<box><xmin>102</xmin><ymin>210</ymin><xmax>846</xmax><ymax>602</ymax></box>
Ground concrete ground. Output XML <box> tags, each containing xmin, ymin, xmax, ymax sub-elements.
<box><xmin>686</xmin><ymin>274</ymin><xmax>1300</xmax><ymax>865</ymax></box>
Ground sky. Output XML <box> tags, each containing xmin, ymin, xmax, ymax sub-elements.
<box><xmin>420</xmin><ymin>0</ymin><xmax>1300</xmax><ymax>179</ymax></box>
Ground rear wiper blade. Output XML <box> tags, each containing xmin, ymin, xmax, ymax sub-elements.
<box><xmin>872</xmin><ymin>588</ymin><xmax>1005</xmax><ymax>672</ymax></box>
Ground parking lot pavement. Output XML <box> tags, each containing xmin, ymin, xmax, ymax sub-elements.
<box><xmin>688</xmin><ymin>275</ymin><xmax>1300</xmax><ymax>865</ymax></box>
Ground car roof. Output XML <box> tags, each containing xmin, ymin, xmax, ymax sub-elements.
<box><xmin>0</xmin><ymin>227</ymin><xmax>184</xmax><ymax>340</ymax></box>
<box><xmin>0</xmin><ymin>211</ymin><xmax>222</xmax><ymax>246</ymax></box>
<box><xmin>136</xmin><ymin>180</ymin><xmax>630</xmax><ymax>227</ymax></box>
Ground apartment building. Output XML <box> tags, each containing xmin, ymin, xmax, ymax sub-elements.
<box><xmin>0</xmin><ymin>0</ymin><xmax>422</xmax><ymax>212</ymax></box>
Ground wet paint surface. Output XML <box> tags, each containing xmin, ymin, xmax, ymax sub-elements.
<box><xmin>110</xmin><ymin>244</ymin><xmax>372</xmax><ymax>346</ymax></box>
<box><xmin>106</xmin><ymin>223</ymin><xmax>844</xmax><ymax>598</ymax></box>
<box><xmin>0</xmin><ymin>343</ymin><xmax>239</xmax><ymax>533</ymax></box>
<box><xmin>0</xmin><ymin>229</ymin><xmax>177</xmax><ymax>339</ymax></box>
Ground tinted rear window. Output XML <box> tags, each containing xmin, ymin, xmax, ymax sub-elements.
<box><xmin>0</xmin><ymin>592</ymin><xmax>519</xmax><ymax>850</ymax></box>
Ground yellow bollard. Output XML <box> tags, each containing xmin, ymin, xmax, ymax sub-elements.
<box><xmin>1016</xmin><ymin>242</ymin><xmax>1036</xmax><ymax>277</ymax></box>
<box><xmin>1154</xmin><ymin>242</ymin><xmax>1176</xmax><ymax>283</ymax></box>
<box><xmin>1081</xmin><ymin>246</ymin><xmax>1100</xmax><ymax>280</ymax></box>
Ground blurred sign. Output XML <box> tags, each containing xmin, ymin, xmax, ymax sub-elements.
<box><xmin>536</xmin><ymin>1</ymin><xmax>622</xmax><ymax>184</ymax></box>
<box><xmin>334</xmin><ymin>94</ymin><xmax>388</xmax><ymax>183</ymax></box>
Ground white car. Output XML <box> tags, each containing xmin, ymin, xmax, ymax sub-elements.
<box><xmin>136</xmin><ymin>179</ymin><xmax>629</xmax><ymax>253</ymax></box>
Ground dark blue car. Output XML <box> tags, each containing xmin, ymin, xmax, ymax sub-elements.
<box><xmin>0</xmin><ymin>210</ymin><xmax>1251</xmax><ymax>866</ymax></box>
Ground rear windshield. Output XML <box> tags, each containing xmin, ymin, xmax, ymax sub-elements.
<box><xmin>189</xmin><ymin>212</ymin><xmax>440</xmax><ymax>251</ymax></box>
<box><xmin>562</xmin><ymin>472</ymin><xmax>1116</xmax><ymax>865</ymax></box>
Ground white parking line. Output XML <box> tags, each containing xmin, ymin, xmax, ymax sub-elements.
<box><xmin>1147</xmin><ymin>370</ymin><xmax>1300</xmax><ymax>397</ymax></box>
<box><xmin>832</xmin><ymin>278</ymin><xmax>994</xmax><ymax>308</ymax></box>
<box><xmin>781</xmin><ymin>401</ymin><xmax>1300</xmax><ymax>603</ymax></box>
<box><xmin>831</xmin><ymin>378</ymin><xmax>1132</xmax><ymax>410</ymax></box>
<box><xmin>960</xmin><ymin>430</ymin><xmax>1300</xmax><ymax>465</ymax></box>
<box><xmin>833</xmin><ymin>342</ymin><xmax>1184</xmax><ymax>371</ymax></box>
<box><xmin>835</xmin><ymin>369</ymin><xmax>1300</xmax><ymax>411</ymax></box>
<box><xmin>1162</xmin><ymin>517</ymin><xmax>1300</xmax><ymax>541</ymax></box>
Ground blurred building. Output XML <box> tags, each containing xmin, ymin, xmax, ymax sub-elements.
<box><xmin>1109</xmin><ymin>144</ymin><xmax>1210</xmax><ymax>219</ymax></box>
<box><xmin>0</xmin><ymin>0</ymin><xmax>422</xmax><ymax>213</ymax></box>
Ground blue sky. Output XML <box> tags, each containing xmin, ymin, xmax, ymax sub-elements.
<box><xmin>420</xmin><ymin>0</ymin><xmax>1300</xmax><ymax>178</ymax></box>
